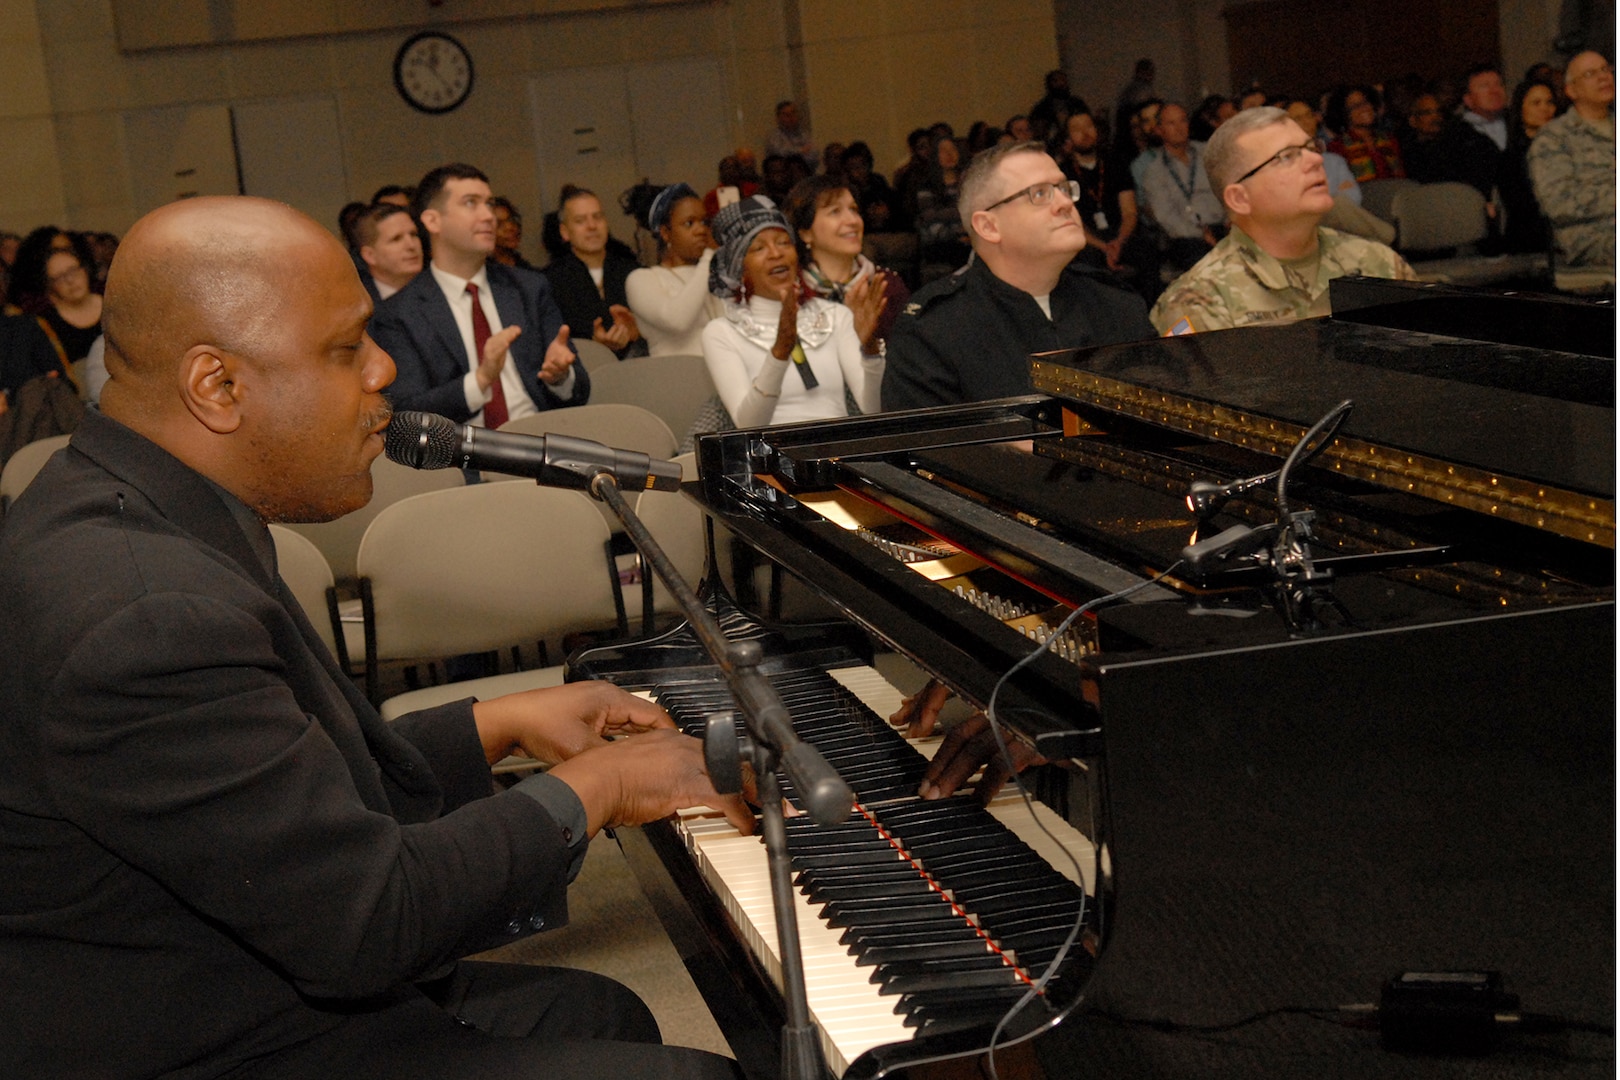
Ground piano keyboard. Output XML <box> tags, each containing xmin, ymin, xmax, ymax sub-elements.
<box><xmin>642</xmin><ymin>661</ymin><xmax>1097</xmax><ymax>1076</ymax></box>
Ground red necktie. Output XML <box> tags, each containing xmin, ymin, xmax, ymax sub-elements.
<box><xmin>466</xmin><ymin>282</ymin><xmax>508</xmax><ymax>429</ymax></box>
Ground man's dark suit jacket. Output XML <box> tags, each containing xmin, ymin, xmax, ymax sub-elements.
<box><xmin>541</xmin><ymin>249</ymin><xmax>640</xmax><ymax>358</ymax></box>
<box><xmin>0</xmin><ymin>410</ymin><xmax>573</xmax><ymax>1079</ymax></box>
<box><xmin>369</xmin><ymin>261</ymin><xmax>590</xmax><ymax>422</ymax></box>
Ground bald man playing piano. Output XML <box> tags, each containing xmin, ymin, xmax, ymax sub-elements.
<box><xmin>0</xmin><ymin>195</ymin><xmax>750</xmax><ymax>1080</ymax></box>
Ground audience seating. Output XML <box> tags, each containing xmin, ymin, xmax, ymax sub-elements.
<box><xmin>481</xmin><ymin>404</ymin><xmax>677</xmax><ymax>544</ymax></box>
<box><xmin>285</xmin><ymin>454</ymin><xmax>464</xmax><ymax>585</ymax></box>
<box><xmin>0</xmin><ymin>433</ymin><xmax>71</xmax><ymax>514</ymax></box>
<box><xmin>630</xmin><ymin>452</ymin><xmax>705</xmax><ymax>629</ymax></box>
<box><xmin>583</xmin><ymin>354</ymin><xmax>715</xmax><ymax>446</ymax></box>
<box><xmin>353</xmin><ymin>482</ymin><xmax>624</xmax><ymax>704</ymax></box>
<box><xmin>1384</xmin><ymin>182</ymin><xmax>1552</xmax><ymax>288</ymax></box>
<box><xmin>268</xmin><ymin>524</ymin><xmax>356</xmax><ymax>668</ymax></box>
<box><xmin>573</xmin><ymin>338</ymin><xmax>621</xmax><ymax>372</ymax></box>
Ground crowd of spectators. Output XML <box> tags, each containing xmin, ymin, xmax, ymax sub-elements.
<box><xmin>0</xmin><ymin>52</ymin><xmax>1611</xmax><ymax>441</ymax></box>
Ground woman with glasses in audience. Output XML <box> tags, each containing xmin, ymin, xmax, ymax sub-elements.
<box><xmin>624</xmin><ymin>183</ymin><xmax>722</xmax><ymax>357</ymax></box>
<box><xmin>1325</xmin><ymin>85</ymin><xmax>1405</xmax><ymax>181</ymax></box>
<box><xmin>1497</xmin><ymin>78</ymin><xmax>1563</xmax><ymax>254</ymax></box>
<box><xmin>691</xmin><ymin>196</ymin><xmax>882</xmax><ymax>442</ymax></box>
<box><xmin>783</xmin><ymin>175</ymin><xmax>910</xmax><ymax>355</ymax></box>
<box><xmin>11</xmin><ymin>232</ymin><xmax>102</xmax><ymax>369</ymax></box>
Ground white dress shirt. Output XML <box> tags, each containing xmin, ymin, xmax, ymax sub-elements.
<box><xmin>428</xmin><ymin>261</ymin><xmax>576</xmax><ymax>426</ymax></box>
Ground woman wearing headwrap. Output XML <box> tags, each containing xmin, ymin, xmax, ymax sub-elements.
<box><xmin>624</xmin><ymin>183</ymin><xmax>722</xmax><ymax>356</ymax></box>
<box><xmin>699</xmin><ymin>195</ymin><xmax>883</xmax><ymax>430</ymax></box>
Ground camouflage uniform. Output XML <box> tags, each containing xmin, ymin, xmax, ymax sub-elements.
<box><xmin>1149</xmin><ymin>225</ymin><xmax>1415</xmax><ymax>334</ymax></box>
<box><xmin>1527</xmin><ymin>110</ymin><xmax>1616</xmax><ymax>270</ymax></box>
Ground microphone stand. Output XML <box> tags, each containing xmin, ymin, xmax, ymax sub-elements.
<box><xmin>586</xmin><ymin>470</ymin><xmax>851</xmax><ymax>1080</ymax></box>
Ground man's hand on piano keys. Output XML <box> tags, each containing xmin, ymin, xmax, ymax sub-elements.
<box><xmin>471</xmin><ymin>680</ymin><xmax>676</xmax><ymax>767</ymax></box>
<box><xmin>918</xmin><ymin>713</ymin><xmax>1045</xmax><ymax>804</ymax></box>
<box><xmin>548</xmin><ymin>730</ymin><xmax>757</xmax><ymax>838</ymax></box>
<box><xmin>889</xmin><ymin>678</ymin><xmax>953</xmax><ymax>738</ymax></box>
<box><xmin>891</xmin><ymin>679</ymin><xmax>1045</xmax><ymax>803</ymax></box>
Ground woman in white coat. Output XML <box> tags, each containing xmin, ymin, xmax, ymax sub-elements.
<box><xmin>698</xmin><ymin>195</ymin><xmax>884</xmax><ymax>430</ymax></box>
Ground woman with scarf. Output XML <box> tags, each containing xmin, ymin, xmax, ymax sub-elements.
<box><xmin>783</xmin><ymin>175</ymin><xmax>910</xmax><ymax>352</ymax></box>
<box><xmin>698</xmin><ymin>196</ymin><xmax>883</xmax><ymax>433</ymax></box>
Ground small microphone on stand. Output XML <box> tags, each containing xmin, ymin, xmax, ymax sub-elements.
<box><xmin>1185</xmin><ymin>469</ymin><xmax>1282</xmax><ymax>520</ymax></box>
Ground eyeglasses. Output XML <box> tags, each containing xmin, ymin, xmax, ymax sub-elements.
<box><xmin>1233</xmin><ymin>142</ymin><xmax>1317</xmax><ymax>184</ymax></box>
<box><xmin>1572</xmin><ymin>63</ymin><xmax>1613</xmax><ymax>82</ymax></box>
<box><xmin>47</xmin><ymin>264</ymin><xmax>87</xmax><ymax>285</ymax></box>
<box><xmin>980</xmin><ymin>180</ymin><xmax>1082</xmax><ymax>212</ymax></box>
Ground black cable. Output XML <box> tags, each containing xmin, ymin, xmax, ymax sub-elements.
<box><xmin>1273</xmin><ymin>398</ymin><xmax>1353</xmax><ymax>523</ymax></box>
<box><xmin>1091</xmin><ymin>1003</ymin><xmax>1378</xmax><ymax>1035</ymax></box>
<box><xmin>977</xmin><ymin>561</ymin><xmax>1186</xmax><ymax>1080</ymax></box>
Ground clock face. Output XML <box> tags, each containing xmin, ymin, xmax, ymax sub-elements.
<box><xmin>394</xmin><ymin>31</ymin><xmax>474</xmax><ymax>114</ymax></box>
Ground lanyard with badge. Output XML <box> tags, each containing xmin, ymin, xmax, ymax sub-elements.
<box><xmin>1167</xmin><ymin>145</ymin><xmax>1203</xmax><ymax>225</ymax></box>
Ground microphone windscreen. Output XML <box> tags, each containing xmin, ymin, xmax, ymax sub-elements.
<box><xmin>385</xmin><ymin>411</ymin><xmax>462</xmax><ymax>470</ymax></box>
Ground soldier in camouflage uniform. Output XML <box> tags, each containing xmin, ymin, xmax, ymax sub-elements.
<box><xmin>1528</xmin><ymin>50</ymin><xmax>1615</xmax><ymax>272</ymax></box>
<box><xmin>1151</xmin><ymin>107</ymin><xmax>1415</xmax><ymax>335</ymax></box>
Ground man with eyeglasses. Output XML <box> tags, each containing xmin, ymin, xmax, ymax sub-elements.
<box><xmin>1149</xmin><ymin>107</ymin><xmax>1413</xmax><ymax>335</ymax></box>
<box><xmin>1528</xmin><ymin>50</ymin><xmax>1615</xmax><ymax>273</ymax></box>
<box><xmin>881</xmin><ymin>141</ymin><xmax>1152</xmax><ymax>411</ymax></box>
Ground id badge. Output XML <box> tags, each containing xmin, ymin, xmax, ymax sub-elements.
<box><xmin>1093</xmin><ymin>211</ymin><xmax>1109</xmax><ymax>231</ymax></box>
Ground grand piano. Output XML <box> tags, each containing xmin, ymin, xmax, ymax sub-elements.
<box><xmin>569</xmin><ymin>279</ymin><xmax>1615</xmax><ymax>1079</ymax></box>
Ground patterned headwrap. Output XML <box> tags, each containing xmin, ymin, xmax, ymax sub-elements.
<box><xmin>647</xmin><ymin>182</ymin><xmax>697</xmax><ymax>233</ymax></box>
<box><xmin>708</xmin><ymin>194</ymin><xmax>792</xmax><ymax>299</ymax></box>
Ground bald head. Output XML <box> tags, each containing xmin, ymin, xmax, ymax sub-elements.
<box><xmin>100</xmin><ymin>196</ymin><xmax>394</xmax><ymax>523</ymax></box>
<box><xmin>103</xmin><ymin>198</ymin><xmax>345</xmax><ymax>401</ymax></box>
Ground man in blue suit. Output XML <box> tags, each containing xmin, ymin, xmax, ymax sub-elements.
<box><xmin>371</xmin><ymin>164</ymin><xmax>589</xmax><ymax>425</ymax></box>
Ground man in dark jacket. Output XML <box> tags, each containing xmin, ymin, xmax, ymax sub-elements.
<box><xmin>0</xmin><ymin>195</ymin><xmax>748</xmax><ymax>1080</ymax></box>
<box><xmin>542</xmin><ymin>188</ymin><xmax>645</xmax><ymax>359</ymax></box>
<box><xmin>370</xmin><ymin>163</ymin><xmax>590</xmax><ymax>427</ymax></box>
<box><xmin>882</xmin><ymin>141</ymin><xmax>1154</xmax><ymax>412</ymax></box>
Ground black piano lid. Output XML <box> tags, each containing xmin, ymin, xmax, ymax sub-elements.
<box><xmin>1031</xmin><ymin>316</ymin><xmax>1615</xmax><ymax>546</ymax></box>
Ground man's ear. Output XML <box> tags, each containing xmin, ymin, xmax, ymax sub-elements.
<box><xmin>179</xmin><ymin>345</ymin><xmax>243</xmax><ymax>434</ymax></box>
<box><xmin>970</xmin><ymin>209</ymin><xmax>1000</xmax><ymax>245</ymax></box>
<box><xmin>418</xmin><ymin>207</ymin><xmax>441</xmax><ymax>238</ymax></box>
<box><xmin>1222</xmin><ymin>182</ymin><xmax>1251</xmax><ymax>218</ymax></box>
<box><xmin>359</xmin><ymin>245</ymin><xmax>379</xmax><ymax>271</ymax></box>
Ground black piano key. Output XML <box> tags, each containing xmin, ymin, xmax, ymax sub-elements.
<box><xmin>839</xmin><ymin>922</ymin><xmax>989</xmax><ymax>950</ymax></box>
<box><xmin>805</xmin><ymin>877</ymin><xmax>938</xmax><ymax>903</ymax></box>
<box><xmin>878</xmin><ymin>966</ymin><xmax>1029</xmax><ymax>995</ymax></box>
<box><xmin>823</xmin><ymin>899</ymin><xmax>961</xmax><ymax>929</ymax></box>
<box><xmin>855</xmin><ymin>938</ymin><xmax>999</xmax><ymax>966</ymax></box>
<box><xmin>872</xmin><ymin>953</ymin><xmax>1017</xmax><ymax>983</ymax></box>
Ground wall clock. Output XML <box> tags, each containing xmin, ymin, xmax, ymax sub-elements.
<box><xmin>394</xmin><ymin>31</ymin><xmax>474</xmax><ymax>114</ymax></box>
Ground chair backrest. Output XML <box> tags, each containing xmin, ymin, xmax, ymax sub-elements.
<box><xmin>583</xmin><ymin>354</ymin><xmax>715</xmax><ymax>445</ymax></box>
<box><xmin>355</xmin><ymin>482</ymin><xmax>619</xmax><ymax>664</ymax></box>
<box><xmin>1389</xmin><ymin>182</ymin><xmax>1487</xmax><ymax>252</ymax></box>
<box><xmin>1358</xmin><ymin>177</ymin><xmax>1418</xmax><ymax>225</ymax></box>
<box><xmin>0</xmin><ymin>434</ymin><xmax>72</xmax><ymax>512</ymax></box>
<box><xmin>283</xmin><ymin>454</ymin><xmax>464</xmax><ymax>583</ymax></box>
<box><xmin>481</xmin><ymin>405</ymin><xmax>678</xmax><ymax>529</ymax></box>
<box><xmin>573</xmin><ymin>338</ymin><xmax>621</xmax><ymax>372</ymax></box>
<box><xmin>633</xmin><ymin>453</ymin><xmax>706</xmax><ymax>625</ymax></box>
<box><xmin>268</xmin><ymin>524</ymin><xmax>340</xmax><ymax>659</ymax></box>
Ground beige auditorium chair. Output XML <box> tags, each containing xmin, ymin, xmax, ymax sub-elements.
<box><xmin>630</xmin><ymin>452</ymin><xmax>707</xmax><ymax>631</ymax></box>
<box><xmin>354</xmin><ymin>481</ymin><xmax>624</xmax><ymax>705</ymax></box>
<box><xmin>267</xmin><ymin>524</ymin><xmax>357</xmax><ymax>668</ymax></box>
<box><xmin>0</xmin><ymin>433</ymin><xmax>72</xmax><ymax>513</ymax></box>
<box><xmin>583</xmin><ymin>354</ymin><xmax>715</xmax><ymax>447</ymax></box>
<box><xmin>572</xmin><ymin>338</ymin><xmax>621</xmax><ymax>373</ymax></box>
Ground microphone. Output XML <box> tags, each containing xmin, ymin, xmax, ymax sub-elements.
<box><xmin>385</xmin><ymin>411</ymin><xmax>683</xmax><ymax>493</ymax></box>
<box><xmin>1185</xmin><ymin>469</ymin><xmax>1281</xmax><ymax>520</ymax></box>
